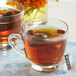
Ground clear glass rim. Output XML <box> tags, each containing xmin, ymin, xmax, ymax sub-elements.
<box><xmin>23</xmin><ymin>18</ymin><xmax>68</xmax><ymax>39</ymax></box>
<box><xmin>0</xmin><ymin>1</ymin><xmax>24</xmax><ymax>17</ymax></box>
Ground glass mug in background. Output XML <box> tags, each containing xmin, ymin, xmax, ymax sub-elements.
<box><xmin>0</xmin><ymin>1</ymin><xmax>24</xmax><ymax>50</ymax></box>
<box><xmin>8</xmin><ymin>18</ymin><xmax>68</xmax><ymax>72</ymax></box>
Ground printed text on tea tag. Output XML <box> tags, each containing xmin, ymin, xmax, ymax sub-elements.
<box><xmin>62</xmin><ymin>53</ymin><xmax>75</xmax><ymax>72</ymax></box>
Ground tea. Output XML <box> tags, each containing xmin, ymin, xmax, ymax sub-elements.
<box><xmin>0</xmin><ymin>7</ymin><xmax>23</xmax><ymax>44</ymax></box>
<box><xmin>24</xmin><ymin>27</ymin><xmax>67</xmax><ymax>66</ymax></box>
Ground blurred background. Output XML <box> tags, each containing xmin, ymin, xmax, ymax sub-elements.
<box><xmin>48</xmin><ymin>0</ymin><xmax>76</xmax><ymax>42</ymax></box>
<box><xmin>0</xmin><ymin>0</ymin><xmax>76</xmax><ymax>42</ymax></box>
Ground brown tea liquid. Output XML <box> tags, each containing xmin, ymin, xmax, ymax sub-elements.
<box><xmin>24</xmin><ymin>27</ymin><xmax>67</xmax><ymax>66</ymax></box>
<box><xmin>0</xmin><ymin>7</ymin><xmax>23</xmax><ymax>44</ymax></box>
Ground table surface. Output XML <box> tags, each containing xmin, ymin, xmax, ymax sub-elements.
<box><xmin>0</xmin><ymin>0</ymin><xmax>76</xmax><ymax>76</ymax></box>
<box><xmin>0</xmin><ymin>41</ymin><xmax>76</xmax><ymax>76</ymax></box>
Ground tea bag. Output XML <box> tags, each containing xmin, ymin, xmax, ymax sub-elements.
<box><xmin>26</xmin><ymin>30</ymin><xmax>48</xmax><ymax>46</ymax></box>
<box><xmin>0</xmin><ymin>10</ymin><xmax>18</xmax><ymax>31</ymax></box>
<box><xmin>35</xmin><ymin>33</ymin><xmax>48</xmax><ymax>39</ymax></box>
<box><xmin>32</xmin><ymin>32</ymin><xmax>49</xmax><ymax>42</ymax></box>
<box><xmin>3</xmin><ymin>11</ymin><xmax>13</xmax><ymax>16</ymax></box>
<box><xmin>0</xmin><ymin>11</ymin><xmax>14</xmax><ymax>22</ymax></box>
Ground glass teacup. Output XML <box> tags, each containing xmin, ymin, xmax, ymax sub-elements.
<box><xmin>0</xmin><ymin>1</ymin><xmax>24</xmax><ymax>50</ymax></box>
<box><xmin>8</xmin><ymin>18</ymin><xmax>68</xmax><ymax>72</ymax></box>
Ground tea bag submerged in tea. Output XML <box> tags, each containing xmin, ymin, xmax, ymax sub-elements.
<box><xmin>27</xmin><ymin>28</ymin><xmax>65</xmax><ymax>42</ymax></box>
<box><xmin>26</xmin><ymin>30</ymin><xmax>50</xmax><ymax>47</ymax></box>
<box><xmin>0</xmin><ymin>10</ymin><xmax>14</xmax><ymax>22</ymax></box>
<box><xmin>32</xmin><ymin>33</ymin><xmax>49</xmax><ymax>42</ymax></box>
<box><xmin>27</xmin><ymin>30</ymin><xmax>49</xmax><ymax>42</ymax></box>
<box><xmin>0</xmin><ymin>10</ymin><xmax>13</xmax><ymax>31</ymax></box>
<box><xmin>0</xmin><ymin>8</ymin><xmax>20</xmax><ymax>31</ymax></box>
<box><xmin>35</xmin><ymin>33</ymin><xmax>48</xmax><ymax>39</ymax></box>
<box><xmin>26</xmin><ymin>30</ymin><xmax>33</xmax><ymax>35</ymax></box>
<box><xmin>3</xmin><ymin>11</ymin><xmax>13</xmax><ymax>16</ymax></box>
<box><xmin>26</xmin><ymin>28</ymin><xmax>66</xmax><ymax>47</ymax></box>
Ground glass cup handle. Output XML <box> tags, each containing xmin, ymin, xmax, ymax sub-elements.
<box><xmin>8</xmin><ymin>34</ymin><xmax>26</xmax><ymax>58</ymax></box>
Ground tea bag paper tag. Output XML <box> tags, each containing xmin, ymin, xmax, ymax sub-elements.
<box><xmin>62</xmin><ymin>53</ymin><xmax>75</xmax><ymax>72</ymax></box>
